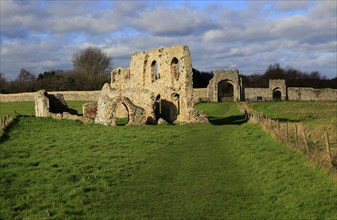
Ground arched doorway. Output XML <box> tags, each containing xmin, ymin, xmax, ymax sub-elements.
<box><xmin>218</xmin><ymin>80</ymin><xmax>234</xmax><ymax>102</ymax></box>
<box><xmin>272</xmin><ymin>88</ymin><xmax>282</xmax><ymax>101</ymax></box>
<box><xmin>114</xmin><ymin>102</ymin><xmax>129</xmax><ymax>126</ymax></box>
<box><xmin>154</xmin><ymin>94</ymin><xmax>161</xmax><ymax>120</ymax></box>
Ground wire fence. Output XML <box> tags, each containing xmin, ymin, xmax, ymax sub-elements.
<box><xmin>237</xmin><ymin>103</ymin><xmax>337</xmax><ymax>169</ymax></box>
<box><xmin>0</xmin><ymin>111</ymin><xmax>18</xmax><ymax>139</ymax></box>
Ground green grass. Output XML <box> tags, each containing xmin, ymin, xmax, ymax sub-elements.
<box><xmin>248</xmin><ymin>101</ymin><xmax>337</xmax><ymax>143</ymax></box>
<box><xmin>1</xmin><ymin>102</ymin><xmax>337</xmax><ymax>219</ymax></box>
<box><xmin>248</xmin><ymin>101</ymin><xmax>336</xmax><ymax>123</ymax></box>
<box><xmin>0</xmin><ymin>101</ymin><xmax>90</xmax><ymax>118</ymax></box>
<box><xmin>66</xmin><ymin>101</ymin><xmax>91</xmax><ymax>115</ymax></box>
<box><xmin>0</xmin><ymin>101</ymin><xmax>35</xmax><ymax>118</ymax></box>
<box><xmin>115</xmin><ymin>117</ymin><xmax>129</xmax><ymax>126</ymax></box>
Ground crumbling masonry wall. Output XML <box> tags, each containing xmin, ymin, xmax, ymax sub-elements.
<box><xmin>34</xmin><ymin>90</ymin><xmax>93</xmax><ymax>124</ymax></box>
<box><xmin>95</xmin><ymin>45</ymin><xmax>208</xmax><ymax>125</ymax></box>
<box><xmin>35</xmin><ymin>90</ymin><xmax>69</xmax><ymax>117</ymax></box>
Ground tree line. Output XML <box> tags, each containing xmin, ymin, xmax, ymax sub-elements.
<box><xmin>193</xmin><ymin>63</ymin><xmax>336</xmax><ymax>89</ymax></box>
<box><xmin>241</xmin><ymin>63</ymin><xmax>337</xmax><ymax>88</ymax></box>
<box><xmin>0</xmin><ymin>47</ymin><xmax>111</xmax><ymax>94</ymax></box>
<box><xmin>1</xmin><ymin>50</ymin><xmax>336</xmax><ymax>94</ymax></box>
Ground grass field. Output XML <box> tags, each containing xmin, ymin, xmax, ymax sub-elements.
<box><xmin>0</xmin><ymin>101</ymin><xmax>88</xmax><ymax>118</ymax></box>
<box><xmin>0</xmin><ymin>101</ymin><xmax>35</xmax><ymax>118</ymax></box>
<box><xmin>1</xmin><ymin>102</ymin><xmax>337</xmax><ymax>219</ymax></box>
<box><xmin>248</xmin><ymin>101</ymin><xmax>337</xmax><ymax>145</ymax></box>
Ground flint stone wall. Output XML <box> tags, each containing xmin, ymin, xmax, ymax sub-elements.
<box><xmin>0</xmin><ymin>91</ymin><xmax>100</xmax><ymax>102</ymax></box>
<box><xmin>34</xmin><ymin>90</ymin><xmax>72</xmax><ymax>117</ymax></box>
<box><xmin>193</xmin><ymin>88</ymin><xmax>208</xmax><ymax>104</ymax></box>
<box><xmin>83</xmin><ymin>102</ymin><xmax>98</xmax><ymax>118</ymax></box>
<box><xmin>244</xmin><ymin>88</ymin><xmax>270</xmax><ymax>101</ymax></box>
<box><xmin>104</xmin><ymin>45</ymin><xmax>208</xmax><ymax>125</ymax></box>
<box><xmin>269</xmin><ymin>79</ymin><xmax>286</xmax><ymax>100</ymax></box>
<box><xmin>95</xmin><ymin>95</ymin><xmax>146</xmax><ymax>126</ymax></box>
<box><xmin>34</xmin><ymin>90</ymin><xmax>94</xmax><ymax>124</ymax></box>
<box><xmin>288</xmin><ymin>87</ymin><xmax>337</xmax><ymax>101</ymax></box>
<box><xmin>110</xmin><ymin>45</ymin><xmax>194</xmax><ymax>123</ymax></box>
<box><xmin>207</xmin><ymin>70</ymin><xmax>243</xmax><ymax>102</ymax></box>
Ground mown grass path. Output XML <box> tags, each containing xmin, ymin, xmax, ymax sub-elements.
<box><xmin>1</xmin><ymin>102</ymin><xmax>337</xmax><ymax>219</ymax></box>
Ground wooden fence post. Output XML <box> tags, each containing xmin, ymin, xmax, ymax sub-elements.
<box><xmin>325</xmin><ymin>132</ymin><xmax>333</xmax><ymax>165</ymax></box>
<box><xmin>277</xmin><ymin>120</ymin><xmax>280</xmax><ymax>131</ymax></box>
<box><xmin>286</xmin><ymin>122</ymin><xmax>289</xmax><ymax>142</ymax></box>
<box><xmin>302</xmin><ymin>129</ymin><xmax>310</xmax><ymax>155</ymax></box>
<box><xmin>294</xmin><ymin>124</ymin><xmax>298</xmax><ymax>148</ymax></box>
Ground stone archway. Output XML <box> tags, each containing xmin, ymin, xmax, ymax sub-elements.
<box><xmin>207</xmin><ymin>69</ymin><xmax>243</xmax><ymax>102</ymax></box>
<box><xmin>114</xmin><ymin>102</ymin><xmax>129</xmax><ymax>125</ymax></box>
<box><xmin>111</xmin><ymin>96</ymin><xmax>146</xmax><ymax>126</ymax></box>
<box><xmin>272</xmin><ymin>88</ymin><xmax>282</xmax><ymax>101</ymax></box>
<box><xmin>269</xmin><ymin>79</ymin><xmax>287</xmax><ymax>101</ymax></box>
<box><xmin>95</xmin><ymin>96</ymin><xmax>146</xmax><ymax>126</ymax></box>
<box><xmin>218</xmin><ymin>80</ymin><xmax>234</xmax><ymax>102</ymax></box>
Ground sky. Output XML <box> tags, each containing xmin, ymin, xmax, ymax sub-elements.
<box><xmin>1</xmin><ymin>0</ymin><xmax>336</xmax><ymax>80</ymax></box>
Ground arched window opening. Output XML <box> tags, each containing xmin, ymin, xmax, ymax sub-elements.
<box><xmin>171</xmin><ymin>57</ymin><xmax>180</xmax><ymax>80</ymax></box>
<box><xmin>115</xmin><ymin>102</ymin><xmax>129</xmax><ymax>126</ymax></box>
<box><xmin>172</xmin><ymin>93</ymin><xmax>180</xmax><ymax>114</ymax></box>
<box><xmin>218</xmin><ymin>80</ymin><xmax>234</xmax><ymax>102</ymax></box>
<box><xmin>151</xmin><ymin>61</ymin><xmax>159</xmax><ymax>81</ymax></box>
<box><xmin>273</xmin><ymin>89</ymin><xmax>282</xmax><ymax>101</ymax></box>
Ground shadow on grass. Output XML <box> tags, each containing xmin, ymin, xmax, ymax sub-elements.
<box><xmin>0</xmin><ymin>116</ymin><xmax>21</xmax><ymax>143</ymax></box>
<box><xmin>208</xmin><ymin>115</ymin><xmax>247</xmax><ymax>125</ymax></box>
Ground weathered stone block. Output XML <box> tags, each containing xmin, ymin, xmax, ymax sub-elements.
<box><xmin>83</xmin><ymin>102</ymin><xmax>98</xmax><ymax>118</ymax></box>
<box><xmin>62</xmin><ymin>112</ymin><xmax>80</xmax><ymax>121</ymax></box>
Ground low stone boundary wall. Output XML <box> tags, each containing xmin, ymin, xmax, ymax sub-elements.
<box><xmin>193</xmin><ymin>88</ymin><xmax>208</xmax><ymax>104</ymax></box>
<box><xmin>288</xmin><ymin>87</ymin><xmax>337</xmax><ymax>101</ymax></box>
<box><xmin>0</xmin><ymin>91</ymin><xmax>100</xmax><ymax>102</ymax></box>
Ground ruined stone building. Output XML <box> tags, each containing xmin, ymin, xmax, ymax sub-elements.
<box><xmin>206</xmin><ymin>70</ymin><xmax>287</xmax><ymax>102</ymax></box>
<box><xmin>94</xmin><ymin>45</ymin><xmax>208</xmax><ymax>126</ymax></box>
<box><xmin>33</xmin><ymin>44</ymin><xmax>336</xmax><ymax>125</ymax></box>
<box><xmin>194</xmin><ymin>70</ymin><xmax>337</xmax><ymax>103</ymax></box>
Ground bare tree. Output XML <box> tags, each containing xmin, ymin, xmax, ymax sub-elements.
<box><xmin>72</xmin><ymin>47</ymin><xmax>112</xmax><ymax>76</ymax></box>
<box><xmin>17</xmin><ymin>68</ymin><xmax>35</xmax><ymax>82</ymax></box>
<box><xmin>71</xmin><ymin>47</ymin><xmax>112</xmax><ymax>90</ymax></box>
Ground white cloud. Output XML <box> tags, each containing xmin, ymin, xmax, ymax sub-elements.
<box><xmin>272</xmin><ymin>1</ymin><xmax>313</xmax><ymax>11</ymax></box>
<box><xmin>0</xmin><ymin>0</ymin><xmax>48</xmax><ymax>37</ymax></box>
<box><xmin>0</xmin><ymin>0</ymin><xmax>336</xmax><ymax>80</ymax></box>
<box><xmin>132</xmin><ymin>7</ymin><xmax>216</xmax><ymax>36</ymax></box>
